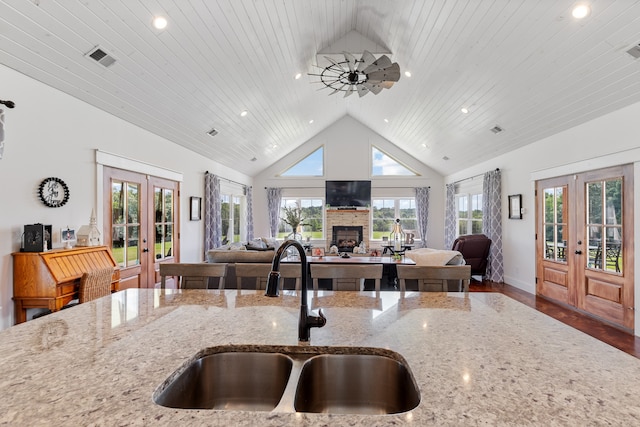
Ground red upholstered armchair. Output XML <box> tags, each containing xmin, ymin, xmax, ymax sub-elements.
<box><xmin>451</xmin><ymin>234</ymin><xmax>492</xmax><ymax>279</ymax></box>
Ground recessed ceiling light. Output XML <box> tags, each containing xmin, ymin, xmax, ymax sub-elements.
<box><xmin>421</xmin><ymin>143</ymin><xmax>428</xmax><ymax>149</ymax></box>
<box><xmin>308</xmin><ymin>119</ymin><xmax>314</xmax><ymax>124</ymax></box>
<box><xmin>295</xmin><ymin>73</ymin><xmax>302</xmax><ymax>80</ymax></box>
<box><xmin>152</xmin><ymin>16</ymin><xmax>168</xmax><ymax>30</ymax></box>
<box><xmin>572</xmin><ymin>4</ymin><xmax>591</xmax><ymax>19</ymax></box>
<box><xmin>442</xmin><ymin>156</ymin><xmax>449</xmax><ymax>161</ymax></box>
<box><xmin>384</xmin><ymin>118</ymin><xmax>389</xmax><ymax>123</ymax></box>
<box><xmin>461</xmin><ymin>107</ymin><xmax>469</xmax><ymax>114</ymax></box>
<box><xmin>404</xmin><ymin>71</ymin><xmax>412</xmax><ymax>78</ymax></box>
<box><xmin>240</xmin><ymin>110</ymin><xmax>248</xmax><ymax>117</ymax></box>
<box><xmin>250</xmin><ymin>157</ymin><xmax>257</xmax><ymax>162</ymax></box>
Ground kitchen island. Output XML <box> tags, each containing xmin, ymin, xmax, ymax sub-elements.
<box><xmin>1</xmin><ymin>288</ymin><xmax>639</xmax><ymax>425</ymax></box>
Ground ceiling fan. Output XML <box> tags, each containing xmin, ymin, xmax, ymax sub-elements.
<box><xmin>309</xmin><ymin>50</ymin><xmax>401</xmax><ymax>98</ymax></box>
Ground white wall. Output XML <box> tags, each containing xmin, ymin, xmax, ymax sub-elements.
<box><xmin>252</xmin><ymin>115</ymin><xmax>445</xmax><ymax>248</ymax></box>
<box><xmin>446</xmin><ymin>100</ymin><xmax>640</xmax><ymax>334</ymax></box>
<box><xmin>0</xmin><ymin>65</ymin><xmax>251</xmax><ymax>330</ymax></box>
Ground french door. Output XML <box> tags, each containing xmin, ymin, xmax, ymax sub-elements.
<box><xmin>103</xmin><ymin>166</ymin><xmax>180</xmax><ymax>289</ymax></box>
<box><xmin>536</xmin><ymin>164</ymin><xmax>634</xmax><ymax>330</ymax></box>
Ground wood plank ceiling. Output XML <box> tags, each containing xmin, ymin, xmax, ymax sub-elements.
<box><xmin>1</xmin><ymin>0</ymin><xmax>639</xmax><ymax>176</ymax></box>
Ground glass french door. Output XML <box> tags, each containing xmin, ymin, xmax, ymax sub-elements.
<box><xmin>103</xmin><ymin>167</ymin><xmax>180</xmax><ymax>289</ymax></box>
<box><xmin>536</xmin><ymin>164</ymin><xmax>634</xmax><ymax>331</ymax></box>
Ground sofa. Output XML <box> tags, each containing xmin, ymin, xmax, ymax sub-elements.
<box><xmin>206</xmin><ymin>238</ymin><xmax>283</xmax><ymax>289</ymax></box>
<box><xmin>402</xmin><ymin>247</ymin><xmax>469</xmax><ymax>291</ymax></box>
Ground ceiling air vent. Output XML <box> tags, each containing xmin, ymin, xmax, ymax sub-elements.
<box><xmin>207</xmin><ymin>128</ymin><xmax>219</xmax><ymax>137</ymax></box>
<box><xmin>85</xmin><ymin>46</ymin><xmax>116</xmax><ymax>68</ymax></box>
<box><xmin>626</xmin><ymin>44</ymin><xmax>640</xmax><ymax>59</ymax></box>
<box><xmin>490</xmin><ymin>125</ymin><xmax>504</xmax><ymax>134</ymax></box>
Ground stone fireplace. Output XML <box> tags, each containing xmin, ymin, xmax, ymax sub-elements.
<box><xmin>325</xmin><ymin>209</ymin><xmax>370</xmax><ymax>252</ymax></box>
<box><xmin>332</xmin><ymin>226</ymin><xmax>363</xmax><ymax>252</ymax></box>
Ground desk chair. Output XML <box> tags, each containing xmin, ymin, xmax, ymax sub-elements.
<box><xmin>159</xmin><ymin>263</ymin><xmax>227</xmax><ymax>289</ymax></box>
<box><xmin>310</xmin><ymin>264</ymin><xmax>383</xmax><ymax>292</ymax></box>
<box><xmin>235</xmin><ymin>263</ymin><xmax>301</xmax><ymax>290</ymax></box>
<box><xmin>396</xmin><ymin>265</ymin><xmax>471</xmax><ymax>292</ymax></box>
<box><xmin>78</xmin><ymin>267</ymin><xmax>115</xmax><ymax>302</ymax></box>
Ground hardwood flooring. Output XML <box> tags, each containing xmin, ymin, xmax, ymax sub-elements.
<box><xmin>470</xmin><ymin>281</ymin><xmax>640</xmax><ymax>359</ymax></box>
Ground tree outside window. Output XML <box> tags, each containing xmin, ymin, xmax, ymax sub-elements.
<box><xmin>456</xmin><ymin>193</ymin><xmax>482</xmax><ymax>235</ymax></box>
<box><xmin>371</xmin><ymin>198</ymin><xmax>417</xmax><ymax>239</ymax></box>
<box><xmin>279</xmin><ymin>198</ymin><xmax>323</xmax><ymax>239</ymax></box>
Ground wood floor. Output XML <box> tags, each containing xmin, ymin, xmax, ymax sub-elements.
<box><xmin>470</xmin><ymin>281</ymin><xmax>640</xmax><ymax>359</ymax></box>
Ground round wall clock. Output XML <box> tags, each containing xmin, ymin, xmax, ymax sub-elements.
<box><xmin>38</xmin><ymin>177</ymin><xmax>70</xmax><ymax>208</ymax></box>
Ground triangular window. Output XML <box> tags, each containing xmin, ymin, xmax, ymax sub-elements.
<box><xmin>280</xmin><ymin>146</ymin><xmax>324</xmax><ymax>176</ymax></box>
<box><xmin>371</xmin><ymin>146</ymin><xmax>417</xmax><ymax>176</ymax></box>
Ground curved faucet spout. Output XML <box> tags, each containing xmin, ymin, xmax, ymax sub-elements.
<box><xmin>265</xmin><ymin>240</ymin><xmax>326</xmax><ymax>342</ymax></box>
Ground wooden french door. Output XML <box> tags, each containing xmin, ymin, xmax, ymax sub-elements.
<box><xmin>103</xmin><ymin>167</ymin><xmax>180</xmax><ymax>289</ymax></box>
<box><xmin>536</xmin><ymin>164</ymin><xmax>634</xmax><ymax>331</ymax></box>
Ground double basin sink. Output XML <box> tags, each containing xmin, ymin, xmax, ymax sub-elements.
<box><xmin>153</xmin><ymin>344</ymin><xmax>420</xmax><ymax>415</ymax></box>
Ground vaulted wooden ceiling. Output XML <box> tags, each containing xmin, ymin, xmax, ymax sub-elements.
<box><xmin>1</xmin><ymin>0</ymin><xmax>639</xmax><ymax>176</ymax></box>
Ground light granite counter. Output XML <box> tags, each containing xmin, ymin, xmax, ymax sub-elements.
<box><xmin>1</xmin><ymin>289</ymin><xmax>640</xmax><ymax>426</ymax></box>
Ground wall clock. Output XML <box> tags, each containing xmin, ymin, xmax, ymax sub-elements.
<box><xmin>38</xmin><ymin>177</ymin><xmax>70</xmax><ymax>208</ymax></box>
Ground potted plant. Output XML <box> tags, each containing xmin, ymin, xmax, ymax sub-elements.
<box><xmin>282</xmin><ymin>203</ymin><xmax>308</xmax><ymax>240</ymax></box>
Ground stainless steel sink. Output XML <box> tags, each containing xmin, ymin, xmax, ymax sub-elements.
<box><xmin>153</xmin><ymin>351</ymin><xmax>293</xmax><ymax>410</ymax></box>
<box><xmin>153</xmin><ymin>345</ymin><xmax>420</xmax><ymax>414</ymax></box>
<box><xmin>294</xmin><ymin>353</ymin><xmax>420</xmax><ymax>414</ymax></box>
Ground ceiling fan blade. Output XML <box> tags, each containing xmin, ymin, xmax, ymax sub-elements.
<box><xmin>366</xmin><ymin>63</ymin><xmax>401</xmax><ymax>83</ymax></box>
<box><xmin>343</xmin><ymin>52</ymin><xmax>357</xmax><ymax>72</ymax></box>
<box><xmin>344</xmin><ymin>85</ymin><xmax>356</xmax><ymax>97</ymax></box>
<box><xmin>324</xmin><ymin>56</ymin><xmax>348</xmax><ymax>72</ymax></box>
<box><xmin>362</xmin><ymin>54</ymin><xmax>392</xmax><ymax>74</ymax></box>
<box><xmin>328</xmin><ymin>83</ymin><xmax>347</xmax><ymax>95</ymax></box>
<box><xmin>357</xmin><ymin>50</ymin><xmax>376</xmax><ymax>71</ymax></box>
<box><xmin>357</xmin><ymin>84</ymin><xmax>370</xmax><ymax>97</ymax></box>
<box><xmin>363</xmin><ymin>82</ymin><xmax>383</xmax><ymax>95</ymax></box>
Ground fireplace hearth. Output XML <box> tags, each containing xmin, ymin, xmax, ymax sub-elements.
<box><xmin>332</xmin><ymin>226</ymin><xmax>363</xmax><ymax>252</ymax></box>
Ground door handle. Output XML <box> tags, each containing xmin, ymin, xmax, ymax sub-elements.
<box><xmin>574</xmin><ymin>250</ymin><xmax>582</xmax><ymax>255</ymax></box>
<box><xmin>143</xmin><ymin>248</ymin><xmax>149</xmax><ymax>253</ymax></box>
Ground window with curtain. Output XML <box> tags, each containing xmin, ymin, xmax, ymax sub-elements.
<box><xmin>371</xmin><ymin>198</ymin><xmax>417</xmax><ymax>240</ymax></box>
<box><xmin>456</xmin><ymin>193</ymin><xmax>483</xmax><ymax>235</ymax></box>
<box><xmin>221</xmin><ymin>193</ymin><xmax>244</xmax><ymax>243</ymax></box>
<box><xmin>278</xmin><ymin>197</ymin><xmax>324</xmax><ymax>239</ymax></box>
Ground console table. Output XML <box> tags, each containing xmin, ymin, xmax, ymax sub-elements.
<box><xmin>12</xmin><ymin>246</ymin><xmax>120</xmax><ymax>323</ymax></box>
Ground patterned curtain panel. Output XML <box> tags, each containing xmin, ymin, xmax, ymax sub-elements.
<box><xmin>444</xmin><ymin>183</ymin><xmax>457</xmax><ymax>249</ymax></box>
<box><xmin>266</xmin><ymin>187</ymin><xmax>282</xmax><ymax>238</ymax></box>
<box><xmin>414</xmin><ymin>187</ymin><xmax>430</xmax><ymax>248</ymax></box>
<box><xmin>204</xmin><ymin>173</ymin><xmax>222</xmax><ymax>252</ymax></box>
<box><xmin>482</xmin><ymin>169</ymin><xmax>504</xmax><ymax>282</ymax></box>
<box><xmin>245</xmin><ymin>185</ymin><xmax>254</xmax><ymax>241</ymax></box>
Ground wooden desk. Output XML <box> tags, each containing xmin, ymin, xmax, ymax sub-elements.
<box><xmin>12</xmin><ymin>246</ymin><xmax>120</xmax><ymax>324</ymax></box>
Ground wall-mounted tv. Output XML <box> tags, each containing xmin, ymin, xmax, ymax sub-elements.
<box><xmin>325</xmin><ymin>180</ymin><xmax>371</xmax><ymax>207</ymax></box>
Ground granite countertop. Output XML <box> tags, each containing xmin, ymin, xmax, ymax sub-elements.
<box><xmin>1</xmin><ymin>289</ymin><xmax>640</xmax><ymax>426</ymax></box>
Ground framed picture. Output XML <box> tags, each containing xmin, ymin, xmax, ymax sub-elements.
<box><xmin>61</xmin><ymin>228</ymin><xmax>76</xmax><ymax>242</ymax></box>
<box><xmin>190</xmin><ymin>196</ymin><xmax>201</xmax><ymax>221</ymax></box>
<box><xmin>508</xmin><ymin>194</ymin><xmax>523</xmax><ymax>219</ymax></box>
<box><xmin>312</xmin><ymin>247</ymin><xmax>325</xmax><ymax>257</ymax></box>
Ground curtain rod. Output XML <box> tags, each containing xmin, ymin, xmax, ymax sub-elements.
<box><xmin>205</xmin><ymin>171</ymin><xmax>248</xmax><ymax>188</ymax></box>
<box><xmin>264</xmin><ymin>186</ymin><xmax>431</xmax><ymax>189</ymax></box>
<box><xmin>452</xmin><ymin>168</ymin><xmax>499</xmax><ymax>185</ymax></box>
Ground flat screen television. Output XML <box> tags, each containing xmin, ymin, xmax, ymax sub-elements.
<box><xmin>325</xmin><ymin>180</ymin><xmax>371</xmax><ymax>207</ymax></box>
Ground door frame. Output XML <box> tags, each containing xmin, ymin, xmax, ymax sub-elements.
<box><xmin>536</xmin><ymin>164</ymin><xmax>634</xmax><ymax>331</ymax></box>
<box><xmin>96</xmin><ymin>151</ymin><xmax>183</xmax><ymax>288</ymax></box>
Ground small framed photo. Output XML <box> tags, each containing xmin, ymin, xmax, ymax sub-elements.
<box><xmin>61</xmin><ymin>228</ymin><xmax>76</xmax><ymax>242</ymax></box>
<box><xmin>508</xmin><ymin>194</ymin><xmax>523</xmax><ymax>219</ymax></box>
<box><xmin>312</xmin><ymin>247</ymin><xmax>325</xmax><ymax>257</ymax></box>
<box><xmin>190</xmin><ymin>196</ymin><xmax>202</xmax><ymax>221</ymax></box>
